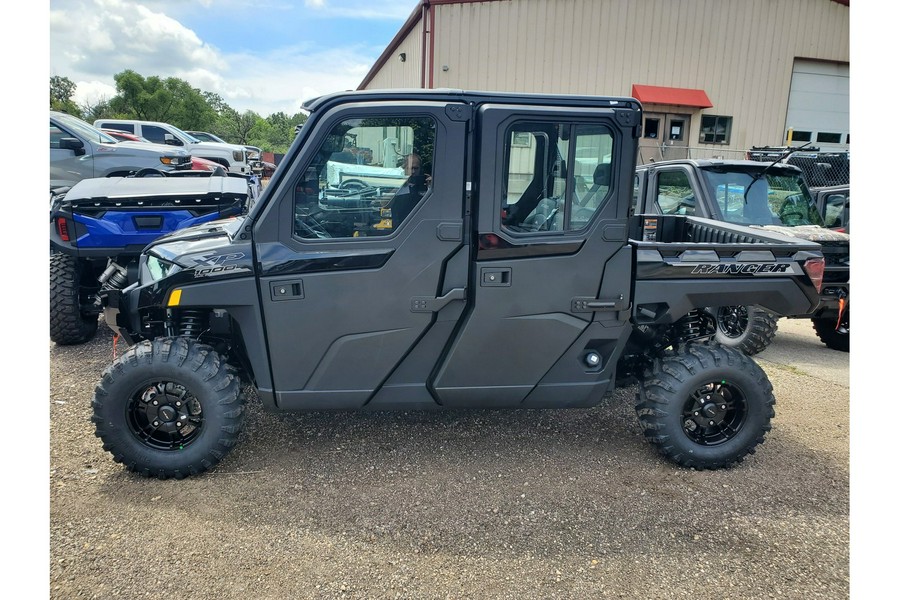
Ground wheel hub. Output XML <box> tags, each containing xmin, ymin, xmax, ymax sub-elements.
<box><xmin>682</xmin><ymin>384</ymin><xmax>746</xmax><ymax>446</ymax></box>
<box><xmin>128</xmin><ymin>382</ymin><xmax>203</xmax><ymax>449</ymax></box>
<box><xmin>717</xmin><ymin>306</ymin><xmax>748</xmax><ymax>338</ymax></box>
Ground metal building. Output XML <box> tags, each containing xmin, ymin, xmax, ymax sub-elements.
<box><xmin>358</xmin><ymin>0</ymin><xmax>849</xmax><ymax>164</ymax></box>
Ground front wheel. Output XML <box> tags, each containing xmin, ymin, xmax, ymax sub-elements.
<box><xmin>812</xmin><ymin>309</ymin><xmax>849</xmax><ymax>352</ymax></box>
<box><xmin>713</xmin><ymin>305</ymin><xmax>778</xmax><ymax>355</ymax></box>
<box><xmin>636</xmin><ymin>344</ymin><xmax>775</xmax><ymax>469</ymax></box>
<box><xmin>92</xmin><ymin>338</ymin><xmax>246</xmax><ymax>479</ymax></box>
<box><xmin>50</xmin><ymin>253</ymin><xmax>99</xmax><ymax>345</ymax></box>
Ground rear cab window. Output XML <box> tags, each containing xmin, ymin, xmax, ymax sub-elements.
<box><xmin>500</xmin><ymin>121</ymin><xmax>614</xmax><ymax>234</ymax></box>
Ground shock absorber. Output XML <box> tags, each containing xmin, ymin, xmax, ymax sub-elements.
<box><xmin>93</xmin><ymin>261</ymin><xmax>129</xmax><ymax>307</ymax></box>
<box><xmin>178</xmin><ymin>309</ymin><xmax>208</xmax><ymax>338</ymax></box>
<box><xmin>675</xmin><ymin>309</ymin><xmax>716</xmax><ymax>344</ymax></box>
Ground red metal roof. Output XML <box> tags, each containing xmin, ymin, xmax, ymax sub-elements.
<box><xmin>631</xmin><ymin>84</ymin><xmax>713</xmax><ymax>108</ymax></box>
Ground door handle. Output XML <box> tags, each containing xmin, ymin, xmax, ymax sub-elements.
<box><xmin>410</xmin><ymin>288</ymin><xmax>466</xmax><ymax>313</ymax></box>
<box><xmin>571</xmin><ymin>294</ymin><xmax>629</xmax><ymax>313</ymax></box>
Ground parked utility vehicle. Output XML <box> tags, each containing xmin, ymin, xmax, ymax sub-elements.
<box><xmin>50</xmin><ymin>171</ymin><xmax>254</xmax><ymax>345</ymax></box>
<box><xmin>94</xmin><ymin>90</ymin><xmax>824</xmax><ymax>479</ymax></box>
<box><xmin>633</xmin><ymin>159</ymin><xmax>849</xmax><ymax>353</ymax></box>
<box><xmin>51</xmin><ymin>111</ymin><xmax>191</xmax><ymax>189</ymax></box>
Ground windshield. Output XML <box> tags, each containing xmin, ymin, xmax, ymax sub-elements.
<box><xmin>166</xmin><ymin>124</ymin><xmax>200</xmax><ymax>144</ymax></box>
<box><xmin>54</xmin><ymin>113</ymin><xmax>118</xmax><ymax>145</ymax></box>
<box><xmin>700</xmin><ymin>168</ymin><xmax>825</xmax><ymax>227</ymax></box>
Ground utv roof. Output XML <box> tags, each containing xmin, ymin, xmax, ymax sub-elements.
<box><xmin>636</xmin><ymin>158</ymin><xmax>803</xmax><ymax>173</ymax></box>
<box><xmin>302</xmin><ymin>88</ymin><xmax>641</xmax><ymax>112</ymax></box>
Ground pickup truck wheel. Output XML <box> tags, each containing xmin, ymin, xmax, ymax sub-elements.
<box><xmin>92</xmin><ymin>338</ymin><xmax>246</xmax><ymax>479</ymax></box>
<box><xmin>636</xmin><ymin>344</ymin><xmax>774</xmax><ymax>470</ymax></box>
<box><xmin>713</xmin><ymin>305</ymin><xmax>778</xmax><ymax>355</ymax></box>
<box><xmin>812</xmin><ymin>310</ymin><xmax>849</xmax><ymax>352</ymax></box>
<box><xmin>50</xmin><ymin>252</ymin><xmax>99</xmax><ymax>345</ymax></box>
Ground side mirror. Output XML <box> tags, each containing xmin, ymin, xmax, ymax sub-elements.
<box><xmin>59</xmin><ymin>137</ymin><xmax>86</xmax><ymax>156</ymax></box>
<box><xmin>164</xmin><ymin>133</ymin><xmax>183</xmax><ymax>147</ymax></box>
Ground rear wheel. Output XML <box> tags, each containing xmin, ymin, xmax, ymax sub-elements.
<box><xmin>50</xmin><ymin>253</ymin><xmax>99</xmax><ymax>345</ymax></box>
<box><xmin>636</xmin><ymin>344</ymin><xmax>775</xmax><ymax>469</ymax></box>
<box><xmin>92</xmin><ymin>338</ymin><xmax>246</xmax><ymax>479</ymax></box>
<box><xmin>713</xmin><ymin>305</ymin><xmax>778</xmax><ymax>355</ymax></box>
<box><xmin>812</xmin><ymin>309</ymin><xmax>849</xmax><ymax>352</ymax></box>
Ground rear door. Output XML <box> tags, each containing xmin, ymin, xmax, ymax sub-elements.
<box><xmin>432</xmin><ymin>103</ymin><xmax>638</xmax><ymax>408</ymax></box>
<box><xmin>253</xmin><ymin>100</ymin><xmax>470</xmax><ymax>410</ymax></box>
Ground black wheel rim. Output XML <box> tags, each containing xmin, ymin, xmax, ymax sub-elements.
<box><xmin>681</xmin><ymin>381</ymin><xmax>747</xmax><ymax>446</ymax></box>
<box><xmin>126</xmin><ymin>381</ymin><xmax>203</xmax><ymax>450</ymax></box>
<box><xmin>717</xmin><ymin>306</ymin><xmax>748</xmax><ymax>339</ymax></box>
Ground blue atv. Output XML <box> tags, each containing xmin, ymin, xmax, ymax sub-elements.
<box><xmin>50</xmin><ymin>169</ymin><xmax>256</xmax><ymax>345</ymax></box>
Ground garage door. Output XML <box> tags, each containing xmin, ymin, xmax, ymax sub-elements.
<box><xmin>784</xmin><ymin>59</ymin><xmax>849</xmax><ymax>149</ymax></box>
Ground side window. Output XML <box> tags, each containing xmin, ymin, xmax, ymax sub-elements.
<box><xmin>655</xmin><ymin>170</ymin><xmax>695</xmax><ymax>215</ymax></box>
<box><xmin>823</xmin><ymin>193</ymin><xmax>848</xmax><ymax>228</ymax></box>
<box><xmin>501</xmin><ymin>121</ymin><xmax>614</xmax><ymax>233</ymax></box>
<box><xmin>50</xmin><ymin>124</ymin><xmax>66</xmax><ymax>148</ymax></box>
<box><xmin>632</xmin><ymin>173</ymin><xmax>642</xmax><ymax>214</ymax></box>
<box><xmin>106</xmin><ymin>123</ymin><xmax>134</xmax><ymax>134</ymax></box>
<box><xmin>141</xmin><ymin>125</ymin><xmax>169</xmax><ymax>144</ymax></box>
<box><xmin>293</xmin><ymin>116</ymin><xmax>435</xmax><ymax>240</ymax></box>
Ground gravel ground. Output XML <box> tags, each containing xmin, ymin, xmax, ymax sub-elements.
<box><xmin>48</xmin><ymin>318</ymin><xmax>849</xmax><ymax>599</ymax></box>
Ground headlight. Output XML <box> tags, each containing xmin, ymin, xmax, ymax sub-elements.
<box><xmin>233</xmin><ymin>150</ymin><xmax>245</xmax><ymax>162</ymax></box>
<box><xmin>159</xmin><ymin>155</ymin><xmax>190</xmax><ymax>166</ymax></box>
<box><xmin>145</xmin><ymin>255</ymin><xmax>181</xmax><ymax>282</ymax></box>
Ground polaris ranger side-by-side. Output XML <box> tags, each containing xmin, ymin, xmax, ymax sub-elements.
<box><xmin>50</xmin><ymin>171</ymin><xmax>257</xmax><ymax>345</ymax></box>
<box><xmin>93</xmin><ymin>90</ymin><xmax>825</xmax><ymax>479</ymax></box>
<box><xmin>633</xmin><ymin>159</ymin><xmax>849</xmax><ymax>353</ymax></box>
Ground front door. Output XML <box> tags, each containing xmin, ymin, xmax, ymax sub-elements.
<box><xmin>254</xmin><ymin>101</ymin><xmax>469</xmax><ymax>410</ymax></box>
<box><xmin>639</xmin><ymin>112</ymin><xmax>691</xmax><ymax>163</ymax></box>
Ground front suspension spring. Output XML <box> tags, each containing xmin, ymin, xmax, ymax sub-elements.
<box><xmin>178</xmin><ymin>309</ymin><xmax>207</xmax><ymax>338</ymax></box>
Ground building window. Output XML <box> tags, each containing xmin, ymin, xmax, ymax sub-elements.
<box><xmin>816</xmin><ymin>132</ymin><xmax>842</xmax><ymax>144</ymax></box>
<box><xmin>790</xmin><ymin>130</ymin><xmax>812</xmax><ymax>142</ymax></box>
<box><xmin>644</xmin><ymin>118</ymin><xmax>660</xmax><ymax>139</ymax></box>
<box><xmin>699</xmin><ymin>115</ymin><xmax>732</xmax><ymax>144</ymax></box>
<box><xmin>511</xmin><ymin>131</ymin><xmax>532</xmax><ymax>147</ymax></box>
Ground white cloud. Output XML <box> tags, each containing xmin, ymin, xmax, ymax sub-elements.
<box><xmin>49</xmin><ymin>0</ymin><xmax>407</xmax><ymax>117</ymax></box>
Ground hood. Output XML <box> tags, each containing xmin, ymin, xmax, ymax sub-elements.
<box><xmin>146</xmin><ymin>215</ymin><xmax>247</xmax><ymax>265</ymax></box>
<box><xmin>113</xmin><ymin>140</ymin><xmax>190</xmax><ymax>157</ymax></box>
<box><xmin>753</xmin><ymin>224</ymin><xmax>850</xmax><ymax>243</ymax></box>
<box><xmin>195</xmin><ymin>141</ymin><xmax>247</xmax><ymax>154</ymax></box>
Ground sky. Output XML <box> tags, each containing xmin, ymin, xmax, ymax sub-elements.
<box><xmin>49</xmin><ymin>0</ymin><xmax>421</xmax><ymax>117</ymax></box>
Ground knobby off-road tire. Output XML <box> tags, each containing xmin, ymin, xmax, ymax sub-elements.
<box><xmin>92</xmin><ymin>337</ymin><xmax>246</xmax><ymax>479</ymax></box>
<box><xmin>50</xmin><ymin>252</ymin><xmax>99</xmax><ymax>345</ymax></box>
<box><xmin>812</xmin><ymin>309</ymin><xmax>850</xmax><ymax>352</ymax></box>
<box><xmin>636</xmin><ymin>343</ymin><xmax>775</xmax><ymax>470</ymax></box>
<box><xmin>713</xmin><ymin>305</ymin><xmax>778</xmax><ymax>355</ymax></box>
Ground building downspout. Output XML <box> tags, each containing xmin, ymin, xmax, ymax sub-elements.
<box><xmin>428</xmin><ymin>3</ymin><xmax>436</xmax><ymax>89</ymax></box>
<box><xmin>420</xmin><ymin>2</ymin><xmax>428</xmax><ymax>88</ymax></box>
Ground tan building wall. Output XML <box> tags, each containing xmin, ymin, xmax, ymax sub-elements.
<box><xmin>360</xmin><ymin>0</ymin><xmax>849</xmax><ymax>160</ymax></box>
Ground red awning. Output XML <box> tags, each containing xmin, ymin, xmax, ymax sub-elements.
<box><xmin>631</xmin><ymin>84</ymin><xmax>713</xmax><ymax>108</ymax></box>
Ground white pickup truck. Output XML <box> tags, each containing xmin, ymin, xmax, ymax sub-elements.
<box><xmin>94</xmin><ymin>119</ymin><xmax>251</xmax><ymax>175</ymax></box>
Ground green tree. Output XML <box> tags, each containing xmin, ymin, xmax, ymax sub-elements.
<box><xmin>108</xmin><ymin>70</ymin><xmax>215</xmax><ymax>129</ymax></box>
<box><xmin>217</xmin><ymin>108</ymin><xmax>262</xmax><ymax>145</ymax></box>
<box><xmin>50</xmin><ymin>75</ymin><xmax>81</xmax><ymax>116</ymax></box>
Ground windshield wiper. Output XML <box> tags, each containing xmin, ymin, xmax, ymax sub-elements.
<box><xmin>743</xmin><ymin>142</ymin><xmax>813</xmax><ymax>201</ymax></box>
